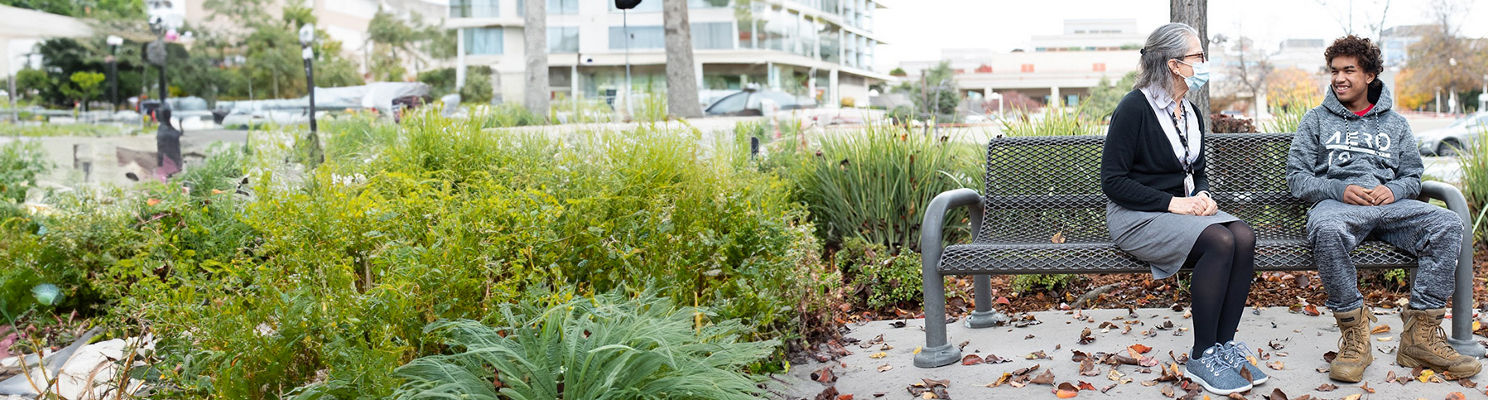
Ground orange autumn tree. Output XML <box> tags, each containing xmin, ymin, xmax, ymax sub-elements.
<box><xmin>1394</xmin><ymin>68</ymin><xmax>1435</xmax><ymax>111</ymax></box>
<box><xmin>1267</xmin><ymin>67</ymin><xmax>1324</xmax><ymax>113</ymax></box>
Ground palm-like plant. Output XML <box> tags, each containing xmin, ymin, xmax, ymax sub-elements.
<box><xmin>392</xmin><ymin>292</ymin><xmax>777</xmax><ymax>400</ymax></box>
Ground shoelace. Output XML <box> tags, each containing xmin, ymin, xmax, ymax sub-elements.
<box><xmin>1338</xmin><ymin>326</ymin><xmax>1370</xmax><ymax>359</ymax></box>
<box><xmin>1426</xmin><ymin>326</ymin><xmax>1458</xmax><ymax>357</ymax></box>
<box><xmin>1205</xmin><ymin>346</ymin><xmax>1243</xmax><ymax>373</ymax></box>
<box><xmin>1230</xmin><ymin>343</ymin><xmax>1254</xmax><ymax>367</ymax></box>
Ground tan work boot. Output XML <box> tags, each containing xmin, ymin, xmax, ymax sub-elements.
<box><xmin>1398</xmin><ymin>308</ymin><xmax>1482</xmax><ymax>379</ymax></box>
<box><xmin>1330</xmin><ymin>306</ymin><xmax>1375</xmax><ymax>382</ymax></box>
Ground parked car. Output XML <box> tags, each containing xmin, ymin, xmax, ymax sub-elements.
<box><xmin>704</xmin><ymin>88</ymin><xmax>814</xmax><ymax>116</ymax></box>
<box><xmin>1417</xmin><ymin>112</ymin><xmax>1488</xmax><ymax>156</ymax></box>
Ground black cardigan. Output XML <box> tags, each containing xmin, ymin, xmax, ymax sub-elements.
<box><xmin>1100</xmin><ymin>89</ymin><xmax>1210</xmax><ymax>212</ymax></box>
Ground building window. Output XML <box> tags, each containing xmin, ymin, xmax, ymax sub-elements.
<box><xmin>692</xmin><ymin>22</ymin><xmax>733</xmax><ymax>49</ymax></box>
<box><xmin>1092</xmin><ymin>63</ymin><xmax>1106</xmax><ymax>72</ymax></box>
<box><xmin>1020</xmin><ymin>64</ymin><xmax>1034</xmax><ymax>73</ymax></box>
<box><xmin>819</xmin><ymin>27</ymin><xmax>840</xmax><ymax>63</ymax></box>
<box><xmin>689</xmin><ymin>0</ymin><xmax>730</xmax><ymax>8</ymax></box>
<box><xmin>549</xmin><ymin>0</ymin><xmax>578</xmax><ymax>14</ymax></box>
<box><xmin>450</xmin><ymin>0</ymin><xmax>499</xmax><ymax>18</ymax></box>
<box><xmin>464</xmin><ymin>27</ymin><xmax>503</xmax><ymax>55</ymax></box>
<box><xmin>548</xmin><ymin>26</ymin><xmax>578</xmax><ymax>53</ymax></box>
<box><xmin>609</xmin><ymin>25</ymin><xmax>664</xmax><ymax>49</ymax></box>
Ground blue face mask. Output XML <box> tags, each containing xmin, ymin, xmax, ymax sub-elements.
<box><xmin>1176</xmin><ymin>60</ymin><xmax>1210</xmax><ymax>93</ymax></box>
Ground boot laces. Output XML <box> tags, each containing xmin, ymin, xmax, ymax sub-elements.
<box><xmin>1423</xmin><ymin>325</ymin><xmax>1459</xmax><ymax>358</ymax></box>
<box><xmin>1338</xmin><ymin>323</ymin><xmax>1370</xmax><ymax>360</ymax></box>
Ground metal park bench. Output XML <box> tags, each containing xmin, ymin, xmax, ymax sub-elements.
<box><xmin>914</xmin><ymin>133</ymin><xmax>1483</xmax><ymax>368</ymax></box>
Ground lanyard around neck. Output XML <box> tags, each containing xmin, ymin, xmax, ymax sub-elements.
<box><xmin>1168</xmin><ymin>104</ymin><xmax>1192</xmax><ymax>174</ymax></box>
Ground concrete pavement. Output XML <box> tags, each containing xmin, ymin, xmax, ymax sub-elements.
<box><xmin>782</xmin><ymin>306</ymin><xmax>1488</xmax><ymax>399</ymax></box>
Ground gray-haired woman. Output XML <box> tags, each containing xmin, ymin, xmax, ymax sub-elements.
<box><xmin>1099</xmin><ymin>22</ymin><xmax>1261</xmax><ymax>395</ymax></box>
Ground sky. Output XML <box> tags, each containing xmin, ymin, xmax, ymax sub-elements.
<box><xmin>873</xmin><ymin>0</ymin><xmax>1487</xmax><ymax>72</ymax></box>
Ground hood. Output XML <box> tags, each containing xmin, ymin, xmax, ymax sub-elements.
<box><xmin>1321</xmin><ymin>79</ymin><xmax>1391</xmax><ymax>119</ymax></box>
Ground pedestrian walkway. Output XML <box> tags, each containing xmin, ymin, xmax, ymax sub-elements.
<box><xmin>782</xmin><ymin>306</ymin><xmax>1488</xmax><ymax>399</ymax></box>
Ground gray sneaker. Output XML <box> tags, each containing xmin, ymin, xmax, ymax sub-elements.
<box><xmin>1184</xmin><ymin>345</ymin><xmax>1254</xmax><ymax>395</ymax></box>
<box><xmin>1223</xmin><ymin>340</ymin><xmax>1269</xmax><ymax>385</ymax></box>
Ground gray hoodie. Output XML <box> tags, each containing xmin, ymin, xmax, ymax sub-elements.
<box><xmin>1286</xmin><ymin>82</ymin><xmax>1423</xmax><ymax>205</ymax></box>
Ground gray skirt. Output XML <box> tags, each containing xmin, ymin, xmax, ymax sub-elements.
<box><xmin>1106</xmin><ymin>201</ymin><xmax>1240</xmax><ymax>279</ymax></box>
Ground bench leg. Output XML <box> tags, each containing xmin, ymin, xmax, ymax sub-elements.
<box><xmin>1450</xmin><ymin>231</ymin><xmax>1485</xmax><ymax>358</ymax></box>
<box><xmin>915</xmin><ymin>261</ymin><xmax>959</xmax><ymax>368</ymax></box>
<box><xmin>1420</xmin><ymin>181</ymin><xmax>1484</xmax><ymax>357</ymax></box>
<box><xmin>967</xmin><ymin>274</ymin><xmax>1008</xmax><ymax>328</ymax></box>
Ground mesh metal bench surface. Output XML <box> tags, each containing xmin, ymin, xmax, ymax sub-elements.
<box><xmin>914</xmin><ymin>133</ymin><xmax>1482</xmax><ymax>368</ymax></box>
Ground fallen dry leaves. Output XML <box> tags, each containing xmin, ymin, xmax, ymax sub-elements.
<box><xmin>1053</xmin><ymin>382</ymin><xmax>1079</xmax><ymax>398</ymax></box>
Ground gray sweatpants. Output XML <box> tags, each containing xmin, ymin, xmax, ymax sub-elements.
<box><xmin>1307</xmin><ymin>199</ymin><xmax>1463</xmax><ymax>312</ymax></box>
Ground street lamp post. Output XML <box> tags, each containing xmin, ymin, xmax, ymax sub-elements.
<box><xmin>300</xmin><ymin>23</ymin><xmax>323</xmax><ymax>165</ymax></box>
<box><xmin>107</xmin><ymin>35</ymin><xmax>122</xmax><ymax>111</ymax></box>
<box><xmin>148</xmin><ymin>16</ymin><xmax>167</xmax><ymax>109</ymax></box>
<box><xmin>616</xmin><ymin>0</ymin><xmax>641</xmax><ymax>118</ymax></box>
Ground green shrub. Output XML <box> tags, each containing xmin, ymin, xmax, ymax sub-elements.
<box><xmin>0</xmin><ymin>140</ymin><xmax>50</xmax><ymax>202</ymax></box>
<box><xmin>888</xmin><ymin>105</ymin><xmax>913</xmax><ymax>125</ymax></box>
<box><xmin>389</xmin><ymin>291</ymin><xmax>777</xmax><ymax>400</ymax></box>
<box><xmin>1264</xmin><ymin>103</ymin><xmax>1308</xmax><ymax>134</ymax></box>
<box><xmin>1010</xmin><ymin>274</ymin><xmax>1077</xmax><ymax>294</ymax></box>
<box><xmin>1459</xmin><ymin>125</ymin><xmax>1488</xmax><ymax>240</ymax></box>
<box><xmin>839</xmin><ymin>237</ymin><xmax>922</xmax><ymax>310</ymax></box>
<box><xmin>460</xmin><ymin>66</ymin><xmax>494</xmax><ymax>104</ymax></box>
<box><xmin>0</xmin><ymin>123</ymin><xmax>139</xmax><ymax>137</ymax></box>
<box><xmin>788</xmin><ymin>123</ymin><xmax>982</xmax><ymax>251</ymax></box>
<box><xmin>1000</xmin><ymin>103</ymin><xmax>1103</xmax><ymax>137</ymax></box>
<box><xmin>635</xmin><ymin>91</ymin><xmax>668</xmax><ymax>122</ymax></box>
<box><xmin>550</xmin><ymin>94</ymin><xmax>616</xmax><ymax>124</ymax></box>
<box><xmin>90</xmin><ymin>112</ymin><xmax>823</xmax><ymax>397</ymax></box>
<box><xmin>471</xmin><ymin>103</ymin><xmax>543</xmax><ymax>128</ymax></box>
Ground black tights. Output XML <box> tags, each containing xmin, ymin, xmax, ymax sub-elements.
<box><xmin>1184</xmin><ymin>221</ymin><xmax>1256</xmax><ymax>358</ymax></box>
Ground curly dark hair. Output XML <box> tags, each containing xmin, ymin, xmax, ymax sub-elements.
<box><xmin>1324</xmin><ymin>35</ymin><xmax>1384</xmax><ymax>75</ymax></box>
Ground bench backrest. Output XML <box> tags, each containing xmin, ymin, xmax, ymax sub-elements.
<box><xmin>977</xmin><ymin>133</ymin><xmax>1308</xmax><ymax>244</ymax></box>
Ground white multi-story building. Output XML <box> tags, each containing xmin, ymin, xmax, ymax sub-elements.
<box><xmin>447</xmin><ymin>0</ymin><xmax>888</xmax><ymax>107</ymax></box>
<box><xmin>898</xmin><ymin>19</ymin><xmax>1145</xmax><ymax>108</ymax></box>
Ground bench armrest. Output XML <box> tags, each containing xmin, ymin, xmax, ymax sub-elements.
<box><xmin>920</xmin><ymin>188</ymin><xmax>984</xmax><ymax>253</ymax></box>
<box><xmin>917</xmin><ymin>188</ymin><xmax>985</xmax><ymax>366</ymax></box>
<box><xmin>1415</xmin><ymin>181</ymin><xmax>1484</xmax><ymax>357</ymax></box>
<box><xmin>1418</xmin><ymin>181</ymin><xmax>1470</xmax><ymax>216</ymax></box>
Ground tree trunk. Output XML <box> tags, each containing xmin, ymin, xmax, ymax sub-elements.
<box><xmin>1171</xmin><ymin>0</ymin><xmax>1209</xmax><ymax>130</ymax></box>
<box><xmin>524</xmin><ymin>0</ymin><xmax>550</xmax><ymax>118</ymax></box>
<box><xmin>663</xmin><ymin>0</ymin><xmax>703</xmax><ymax>118</ymax></box>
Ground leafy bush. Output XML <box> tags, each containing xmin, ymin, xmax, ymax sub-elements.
<box><xmin>634</xmin><ymin>91</ymin><xmax>668</xmax><ymax>122</ymax></box>
<box><xmin>551</xmin><ymin>94</ymin><xmax>616</xmax><ymax>124</ymax></box>
<box><xmin>48</xmin><ymin>111</ymin><xmax>824</xmax><ymax>397</ymax></box>
<box><xmin>460</xmin><ymin>66</ymin><xmax>494</xmax><ymax>104</ymax></box>
<box><xmin>1459</xmin><ymin>125</ymin><xmax>1488</xmax><ymax>240</ymax></box>
<box><xmin>1210</xmin><ymin>113</ymin><xmax>1257</xmax><ymax>133</ymax></box>
<box><xmin>390</xmin><ymin>292</ymin><xmax>777</xmax><ymax>400</ymax></box>
<box><xmin>1264</xmin><ymin>103</ymin><xmax>1308</xmax><ymax>133</ymax></box>
<box><xmin>888</xmin><ymin>105</ymin><xmax>913</xmax><ymax>125</ymax></box>
<box><xmin>0</xmin><ymin>140</ymin><xmax>51</xmax><ymax>202</ymax></box>
<box><xmin>1000</xmin><ymin>103</ymin><xmax>1103</xmax><ymax>137</ymax></box>
<box><xmin>471</xmin><ymin>103</ymin><xmax>542</xmax><ymax>128</ymax></box>
<box><xmin>1010</xmin><ymin>274</ymin><xmax>1078</xmax><ymax>294</ymax></box>
<box><xmin>839</xmin><ymin>237</ymin><xmax>922</xmax><ymax>310</ymax></box>
<box><xmin>788</xmin><ymin>124</ymin><xmax>982</xmax><ymax>251</ymax></box>
<box><xmin>0</xmin><ymin>123</ymin><xmax>140</xmax><ymax>137</ymax></box>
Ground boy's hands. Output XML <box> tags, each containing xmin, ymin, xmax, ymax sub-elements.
<box><xmin>1368</xmin><ymin>185</ymin><xmax>1395</xmax><ymax>205</ymax></box>
<box><xmin>1343</xmin><ymin>185</ymin><xmax>1396</xmax><ymax>206</ymax></box>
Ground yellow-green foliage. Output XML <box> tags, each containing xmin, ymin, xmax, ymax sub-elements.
<box><xmin>0</xmin><ymin>109</ymin><xmax>824</xmax><ymax>397</ymax></box>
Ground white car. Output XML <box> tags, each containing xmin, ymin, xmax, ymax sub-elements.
<box><xmin>1418</xmin><ymin>112</ymin><xmax>1488</xmax><ymax>156</ymax></box>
